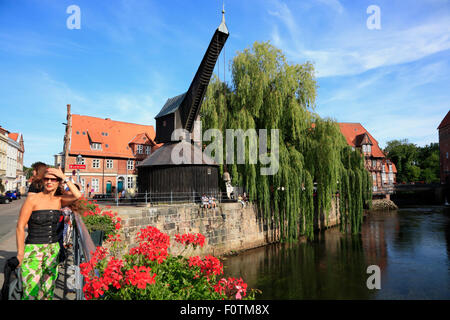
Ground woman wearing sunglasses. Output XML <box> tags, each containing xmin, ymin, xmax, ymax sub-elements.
<box><xmin>16</xmin><ymin>167</ymin><xmax>82</xmax><ymax>300</ymax></box>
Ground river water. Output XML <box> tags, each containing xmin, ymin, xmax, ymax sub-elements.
<box><xmin>222</xmin><ymin>206</ymin><xmax>450</xmax><ymax>299</ymax></box>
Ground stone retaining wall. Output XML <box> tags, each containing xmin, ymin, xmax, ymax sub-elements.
<box><xmin>111</xmin><ymin>199</ymin><xmax>340</xmax><ymax>257</ymax></box>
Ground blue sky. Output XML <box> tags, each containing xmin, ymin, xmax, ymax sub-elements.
<box><xmin>0</xmin><ymin>0</ymin><xmax>449</xmax><ymax>167</ymax></box>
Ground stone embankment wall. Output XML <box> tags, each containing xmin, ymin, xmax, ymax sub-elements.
<box><xmin>111</xmin><ymin>200</ymin><xmax>340</xmax><ymax>257</ymax></box>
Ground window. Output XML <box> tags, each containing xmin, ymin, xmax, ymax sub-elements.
<box><xmin>91</xmin><ymin>179</ymin><xmax>99</xmax><ymax>192</ymax></box>
<box><xmin>127</xmin><ymin>176</ymin><xmax>133</xmax><ymax>189</ymax></box>
<box><xmin>77</xmin><ymin>157</ymin><xmax>85</xmax><ymax>165</ymax></box>
<box><xmin>372</xmin><ymin>172</ymin><xmax>376</xmax><ymax>184</ymax></box>
<box><xmin>92</xmin><ymin>159</ymin><xmax>100</xmax><ymax>168</ymax></box>
<box><xmin>127</xmin><ymin>160</ymin><xmax>134</xmax><ymax>170</ymax></box>
<box><xmin>372</xmin><ymin>160</ymin><xmax>376</xmax><ymax>168</ymax></box>
<box><xmin>91</xmin><ymin>143</ymin><xmax>102</xmax><ymax>150</ymax></box>
<box><xmin>106</xmin><ymin>159</ymin><xmax>113</xmax><ymax>169</ymax></box>
<box><xmin>145</xmin><ymin>146</ymin><xmax>150</xmax><ymax>155</ymax></box>
<box><xmin>137</xmin><ymin>145</ymin><xmax>143</xmax><ymax>154</ymax></box>
<box><xmin>80</xmin><ymin>178</ymin><xmax>85</xmax><ymax>193</ymax></box>
<box><xmin>367</xmin><ymin>145</ymin><xmax>371</xmax><ymax>153</ymax></box>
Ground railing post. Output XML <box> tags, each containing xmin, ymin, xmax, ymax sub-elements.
<box><xmin>171</xmin><ymin>191</ymin><xmax>173</xmax><ymax>204</ymax></box>
<box><xmin>145</xmin><ymin>192</ymin><xmax>147</xmax><ymax>205</ymax></box>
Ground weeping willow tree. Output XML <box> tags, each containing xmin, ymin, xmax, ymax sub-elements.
<box><xmin>202</xmin><ymin>41</ymin><xmax>371</xmax><ymax>241</ymax></box>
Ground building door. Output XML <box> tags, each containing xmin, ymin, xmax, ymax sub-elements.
<box><xmin>118</xmin><ymin>178</ymin><xmax>124</xmax><ymax>192</ymax></box>
<box><xmin>106</xmin><ymin>181</ymin><xmax>112</xmax><ymax>194</ymax></box>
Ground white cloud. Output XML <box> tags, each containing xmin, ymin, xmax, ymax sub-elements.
<box><xmin>267</xmin><ymin>2</ymin><xmax>450</xmax><ymax>77</ymax></box>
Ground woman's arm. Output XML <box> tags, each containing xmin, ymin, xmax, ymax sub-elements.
<box><xmin>16</xmin><ymin>194</ymin><xmax>35</xmax><ymax>265</ymax></box>
<box><xmin>60</xmin><ymin>179</ymin><xmax>82</xmax><ymax>207</ymax></box>
<box><xmin>46</xmin><ymin>168</ymin><xmax>82</xmax><ymax>206</ymax></box>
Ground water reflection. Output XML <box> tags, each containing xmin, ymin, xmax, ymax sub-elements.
<box><xmin>222</xmin><ymin>207</ymin><xmax>450</xmax><ymax>299</ymax></box>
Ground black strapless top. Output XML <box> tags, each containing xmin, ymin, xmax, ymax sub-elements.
<box><xmin>25</xmin><ymin>210</ymin><xmax>63</xmax><ymax>244</ymax></box>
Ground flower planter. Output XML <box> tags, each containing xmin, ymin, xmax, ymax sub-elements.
<box><xmin>90</xmin><ymin>230</ymin><xmax>105</xmax><ymax>247</ymax></box>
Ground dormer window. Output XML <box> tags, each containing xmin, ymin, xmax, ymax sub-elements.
<box><xmin>362</xmin><ymin>144</ymin><xmax>371</xmax><ymax>153</ymax></box>
<box><xmin>137</xmin><ymin>144</ymin><xmax>143</xmax><ymax>154</ymax></box>
<box><xmin>145</xmin><ymin>146</ymin><xmax>150</xmax><ymax>155</ymax></box>
<box><xmin>91</xmin><ymin>143</ymin><xmax>102</xmax><ymax>150</ymax></box>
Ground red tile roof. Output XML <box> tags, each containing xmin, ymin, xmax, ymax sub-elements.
<box><xmin>69</xmin><ymin>114</ymin><xmax>157</xmax><ymax>158</ymax></box>
<box><xmin>437</xmin><ymin>110</ymin><xmax>450</xmax><ymax>129</ymax></box>
<box><xmin>338</xmin><ymin>123</ymin><xmax>385</xmax><ymax>158</ymax></box>
<box><xmin>129</xmin><ymin>133</ymin><xmax>153</xmax><ymax>145</ymax></box>
<box><xmin>0</xmin><ymin>126</ymin><xmax>9</xmax><ymax>135</ymax></box>
<box><xmin>8</xmin><ymin>132</ymin><xmax>19</xmax><ymax>141</ymax></box>
<box><xmin>385</xmin><ymin>161</ymin><xmax>397</xmax><ymax>173</ymax></box>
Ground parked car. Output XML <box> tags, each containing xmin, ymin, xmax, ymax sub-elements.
<box><xmin>14</xmin><ymin>189</ymin><xmax>21</xmax><ymax>199</ymax></box>
<box><xmin>0</xmin><ymin>194</ymin><xmax>10</xmax><ymax>204</ymax></box>
<box><xmin>5</xmin><ymin>190</ymin><xmax>17</xmax><ymax>200</ymax></box>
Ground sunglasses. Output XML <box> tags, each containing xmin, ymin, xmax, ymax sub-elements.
<box><xmin>43</xmin><ymin>177</ymin><xmax>60</xmax><ymax>183</ymax></box>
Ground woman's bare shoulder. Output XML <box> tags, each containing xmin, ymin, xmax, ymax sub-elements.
<box><xmin>25</xmin><ymin>192</ymin><xmax>40</xmax><ymax>202</ymax></box>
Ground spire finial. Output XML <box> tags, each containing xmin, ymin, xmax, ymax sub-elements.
<box><xmin>222</xmin><ymin>1</ymin><xmax>225</xmax><ymax>21</ymax></box>
<box><xmin>218</xmin><ymin>0</ymin><xmax>229</xmax><ymax>34</ymax></box>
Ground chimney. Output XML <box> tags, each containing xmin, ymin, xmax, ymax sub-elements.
<box><xmin>63</xmin><ymin>104</ymin><xmax>72</xmax><ymax>173</ymax></box>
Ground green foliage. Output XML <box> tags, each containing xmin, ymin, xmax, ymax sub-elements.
<box><xmin>76</xmin><ymin>198</ymin><xmax>120</xmax><ymax>239</ymax></box>
<box><xmin>202</xmin><ymin>41</ymin><xmax>370</xmax><ymax>240</ymax></box>
<box><xmin>23</xmin><ymin>166</ymin><xmax>33</xmax><ymax>180</ymax></box>
<box><xmin>385</xmin><ymin>139</ymin><xmax>439</xmax><ymax>183</ymax></box>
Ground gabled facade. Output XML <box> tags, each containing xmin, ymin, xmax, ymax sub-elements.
<box><xmin>0</xmin><ymin>126</ymin><xmax>9</xmax><ymax>191</ymax></box>
<box><xmin>10</xmin><ymin>133</ymin><xmax>25</xmax><ymax>192</ymax></box>
<box><xmin>0</xmin><ymin>127</ymin><xmax>26</xmax><ymax>193</ymax></box>
<box><xmin>62</xmin><ymin>104</ymin><xmax>159</xmax><ymax>196</ymax></box>
<box><xmin>438</xmin><ymin>110</ymin><xmax>450</xmax><ymax>185</ymax></box>
<box><xmin>339</xmin><ymin>123</ymin><xmax>397</xmax><ymax>199</ymax></box>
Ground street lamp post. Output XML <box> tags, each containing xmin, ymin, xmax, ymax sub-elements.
<box><xmin>76</xmin><ymin>154</ymin><xmax>82</xmax><ymax>184</ymax></box>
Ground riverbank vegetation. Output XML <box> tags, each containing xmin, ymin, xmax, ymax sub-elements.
<box><xmin>384</xmin><ymin>140</ymin><xmax>439</xmax><ymax>183</ymax></box>
<box><xmin>202</xmin><ymin>41</ymin><xmax>372</xmax><ymax>241</ymax></box>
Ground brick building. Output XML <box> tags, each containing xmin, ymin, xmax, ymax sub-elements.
<box><xmin>0</xmin><ymin>126</ymin><xmax>25</xmax><ymax>193</ymax></box>
<box><xmin>8</xmin><ymin>132</ymin><xmax>25</xmax><ymax>192</ymax></box>
<box><xmin>339</xmin><ymin>123</ymin><xmax>397</xmax><ymax>199</ymax></box>
<box><xmin>438</xmin><ymin>110</ymin><xmax>450</xmax><ymax>185</ymax></box>
<box><xmin>61</xmin><ymin>104</ymin><xmax>160</xmax><ymax>197</ymax></box>
<box><xmin>0</xmin><ymin>126</ymin><xmax>8</xmax><ymax>189</ymax></box>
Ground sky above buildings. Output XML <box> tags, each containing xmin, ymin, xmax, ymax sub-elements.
<box><xmin>0</xmin><ymin>0</ymin><xmax>449</xmax><ymax>167</ymax></box>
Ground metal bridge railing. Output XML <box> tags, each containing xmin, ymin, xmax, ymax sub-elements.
<box><xmin>88</xmin><ymin>191</ymin><xmax>249</xmax><ymax>207</ymax></box>
<box><xmin>72</xmin><ymin>211</ymin><xmax>98</xmax><ymax>300</ymax></box>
